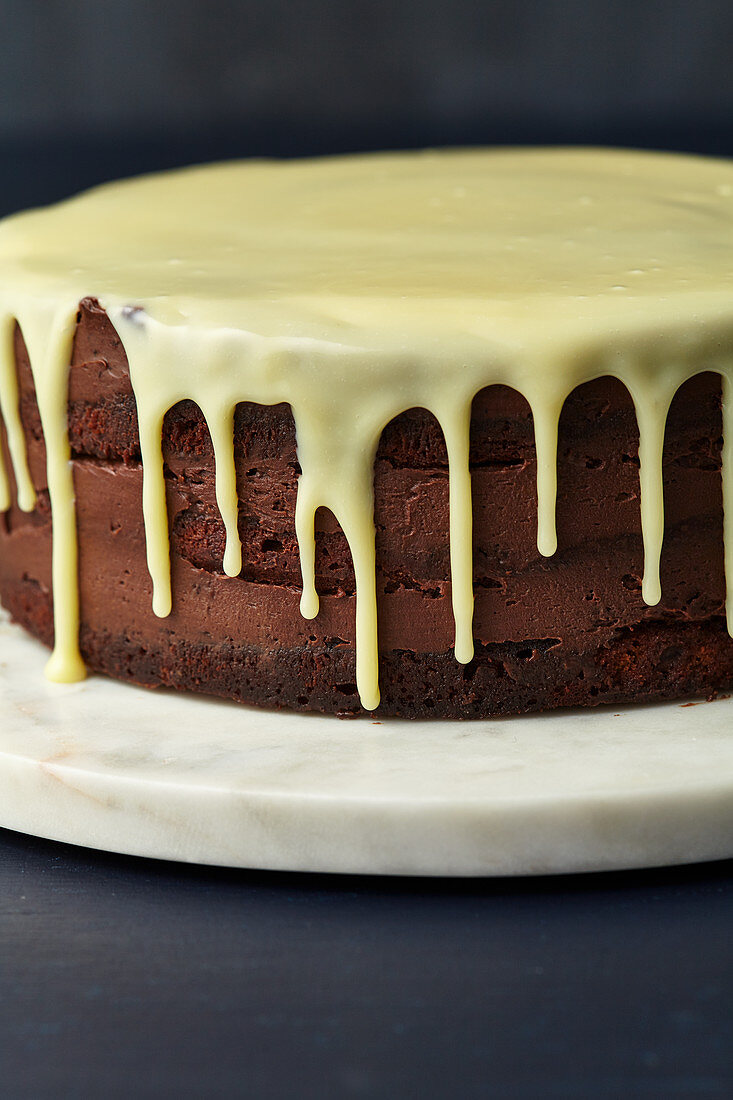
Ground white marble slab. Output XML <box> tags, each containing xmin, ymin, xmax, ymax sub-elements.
<box><xmin>1</xmin><ymin>609</ymin><xmax>732</xmax><ymax>875</ymax></box>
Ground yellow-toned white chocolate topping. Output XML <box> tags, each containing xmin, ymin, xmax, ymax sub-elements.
<box><xmin>1</xmin><ymin>147</ymin><xmax>733</xmax><ymax>709</ymax></box>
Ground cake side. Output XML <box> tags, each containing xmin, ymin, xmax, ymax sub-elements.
<box><xmin>1</xmin><ymin>299</ymin><xmax>730</xmax><ymax>718</ymax></box>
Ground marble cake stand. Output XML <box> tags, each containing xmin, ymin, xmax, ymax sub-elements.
<box><xmin>1</xmin><ymin>610</ymin><xmax>732</xmax><ymax>876</ymax></box>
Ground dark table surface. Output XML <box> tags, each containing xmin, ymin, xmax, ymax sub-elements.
<box><xmin>1</xmin><ymin>830</ymin><xmax>732</xmax><ymax>1099</ymax></box>
<box><xmin>1</xmin><ymin>140</ymin><xmax>732</xmax><ymax>1099</ymax></box>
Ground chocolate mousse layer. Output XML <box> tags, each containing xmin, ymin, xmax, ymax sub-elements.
<box><xmin>1</xmin><ymin>298</ymin><xmax>732</xmax><ymax>717</ymax></box>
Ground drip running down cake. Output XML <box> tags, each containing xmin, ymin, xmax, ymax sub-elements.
<box><xmin>1</xmin><ymin>147</ymin><xmax>733</xmax><ymax>718</ymax></box>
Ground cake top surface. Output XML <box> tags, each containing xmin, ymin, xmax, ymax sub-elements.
<box><xmin>2</xmin><ymin>147</ymin><xmax>733</xmax><ymax>359</ymax></box>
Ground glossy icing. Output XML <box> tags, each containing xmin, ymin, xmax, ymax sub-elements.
<box><xmin>1</xmin><ymin>147</ymin><xmax>733</xmax><ymax>710</ymax></box>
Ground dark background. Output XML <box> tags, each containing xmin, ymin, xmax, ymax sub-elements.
<box><xmin>1</xmin><ymin>3</ymin><xmax>733</xmax><ymax>1096</ymax></box>
<box><xmin>2</xmin><ymin>833</ymin><xmax>732</xmax><ymax>1099</ymax></box>
<box><xmin>2</xmin><ymin>0</ymin><xmax>733</xmax><ymax>215</ymax></box>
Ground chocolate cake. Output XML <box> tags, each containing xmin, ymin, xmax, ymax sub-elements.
<box><xmin>1</xmin><ymin>148</ymin><xmax>733</xmax><ymax>717</ymax></box>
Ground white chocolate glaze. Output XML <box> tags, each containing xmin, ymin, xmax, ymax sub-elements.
<box><xmin>1</xmin><ymin>147</ymin><xmax>733</xmax><ymax>709</ymax></box>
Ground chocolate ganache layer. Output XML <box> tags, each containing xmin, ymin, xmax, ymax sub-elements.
<box><xmin>1</xmin><ymin>298</ymin><xmax>731</xmax><ymax>717</ymax></box>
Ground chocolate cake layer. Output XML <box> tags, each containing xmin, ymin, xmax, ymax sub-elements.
<box><xmin>1</xmin><ymin>298</ymin><xmax>731</xmax><ymax>717</ymax></box>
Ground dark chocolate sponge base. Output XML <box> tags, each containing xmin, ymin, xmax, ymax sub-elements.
<box><xmin>2</xmin><ymin>571</ymin><xmax>731</xmax><ymax>718</ymax></box>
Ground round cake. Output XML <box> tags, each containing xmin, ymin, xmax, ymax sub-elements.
<box><xmin>0</xmin><ymin>147</ymin><xmax>732</xmax><ymax>717</ymax></box>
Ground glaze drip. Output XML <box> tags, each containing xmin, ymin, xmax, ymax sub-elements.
<box><xmin>1</xmin><ymin>148</ymin><xmax>733</xmax><ymax>708</ymax></box>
